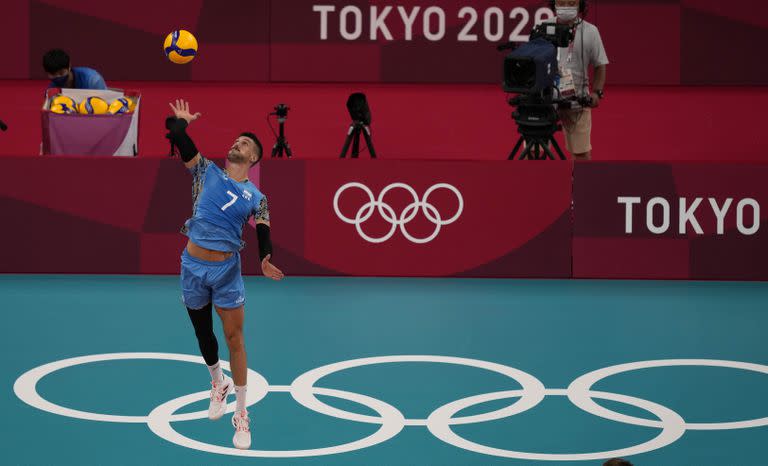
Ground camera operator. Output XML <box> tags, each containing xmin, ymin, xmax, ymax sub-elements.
<box><xmin>551</xmin><ymin>0</ymin><xmax>608</xmax><ymax>160</ymax></box>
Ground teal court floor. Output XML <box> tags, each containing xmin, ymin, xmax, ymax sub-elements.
<box><xmin>3</xmin><ymin>275</ymin><xmax>768</xmax><ymax>466</ymax></box>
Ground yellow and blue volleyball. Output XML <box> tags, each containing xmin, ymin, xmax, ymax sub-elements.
<box><xmin>77</xmin><ymin>96</ymin><xmax>109</xmax><ymax>115</ymax></box>
<box><xmin>108</xmin><ymin>97</ymin><xmax>134</xmax><ymax>114</ymax></box>
<box><xmin>49</xmin><ymin>95</ymin><xmax>77</xmax><ymax>114</ymax></box>
<box><xmin>164</xmin><ymin>29</ymin><xmax>198</xmax><ymax>64</ymax></box>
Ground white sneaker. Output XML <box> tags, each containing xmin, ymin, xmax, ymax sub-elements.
<box><xmin>208</xmin><ymin>375</ymin><xmax>233</xmax><ymax>421</ymax></box>
<box><xmin>232</xmin><ymin>410</ymin><xmax>251</xmax><ymax>449</ymax></box>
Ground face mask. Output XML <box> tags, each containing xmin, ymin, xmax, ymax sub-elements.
<box><xmin>51</xmin><ymin>72</ymin><xmax>69</xmax><ymax>87</ymax></box>
<box><xmin>556</xmin><ymin>6</ymin><xmax>579</xmax><ymax>22</ymax></box>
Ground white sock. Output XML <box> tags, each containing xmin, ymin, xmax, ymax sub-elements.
<box><xmin>208</xmin><ymin>361</ymin><xmax>224</xmax><ymax>383</ymax></box>
<box><xmin>235</xmin><ymin>385</ymin><xmax>247</xmax><ymax>413</ymax></box>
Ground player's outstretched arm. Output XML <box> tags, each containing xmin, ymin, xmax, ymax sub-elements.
<box><xmin>167</xmin><ymin>99</ymin><xmax>202</xmax><ymax>168</ymax></box>
<box><xmin>256</xmin><ymin>220</ymin><xmax>284</xmax><ymax>281</ymax></box>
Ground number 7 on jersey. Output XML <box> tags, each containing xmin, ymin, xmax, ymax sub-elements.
<box><xmin>221</xmin><ymin>190</ymin><xmax>238</xmax><ymax>211</ymax></box>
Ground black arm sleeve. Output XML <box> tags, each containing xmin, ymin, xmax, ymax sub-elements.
<box><xmin>165</xmin><ymin>117</ymin><xmax>199</xmax><ymax>162</ymax></box>
<box><xmin>256</xmin><ymin>223</ymin><xmax>273</xmax><ymax>261</ymax></box>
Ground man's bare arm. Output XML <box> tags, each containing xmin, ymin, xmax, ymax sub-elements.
<box><xmin>168</xmin><ymin>99</ymin><xmax>202</xmax><ymax>168</ymax></box>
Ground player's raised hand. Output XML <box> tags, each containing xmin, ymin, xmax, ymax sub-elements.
<box><xmin>261</xmin><ymin>255</ymin><xmax>285</xmax><ymax>281</ymax></box>
<box><xmin>169</xmin><ymin>99</ymin><xmax>202</xmax><ymax>124</ymax></box>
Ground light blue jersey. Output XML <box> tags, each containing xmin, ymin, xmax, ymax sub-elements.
<box><xmin>182</xmin><ymin>156</ymin><xmax>269</xmax><ymax>253</ymax></box>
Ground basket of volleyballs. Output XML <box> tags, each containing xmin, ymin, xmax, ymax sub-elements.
<box><xmin>164</xmin><ymin>30</ymin><xmax>198</xmax><ymax>64</ymax></box>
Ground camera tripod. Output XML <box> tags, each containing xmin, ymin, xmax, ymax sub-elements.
<box><xmin>340</xmin><ymin>120</ymin><xmax>376</xmax><ymax>158</ymax></box>
<box><xmin>508</xmin><ymin>97</ymin><xmax>566</xmax><ymax>160</ymax></box>
<box><xmin>271</xmin><ymin>115</ymin><xmax>292</xmax><ymax>158</ymax></box>
<box><xmin>508</xmin><ymin>123</ymin><xmax>567</xmax><ymax>160</ymax></box>
<box><xmin>270</xmin><ymin>104</ymin><xmax>292</xmax><ymax>158</ymax></box>
<box><xmin>507</xmin><ymin>94</ymin><xmax>594</xmax><ymax>160</ymax></box>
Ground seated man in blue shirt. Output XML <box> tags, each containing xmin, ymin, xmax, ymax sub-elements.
<box><xmin>43</xmin><ymin>49</ymin><xmax>107</xmax><ymax>90</ymax></box>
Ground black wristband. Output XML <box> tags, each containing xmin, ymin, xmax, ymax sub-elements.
<box><xmin>256</xmin><ymin>223</ymin><xmax>273</xmax><ymax>261</ymax></box>
<box><xmin>165</xmin><ymin>117</ymin><xmax>198</xmax><ymax>162</ymax></box>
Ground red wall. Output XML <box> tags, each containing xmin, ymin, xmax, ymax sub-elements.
<box><xmin>1</xmin><ymin>0</ymin><xmax>766</xmax><ymax>84</ymax></box>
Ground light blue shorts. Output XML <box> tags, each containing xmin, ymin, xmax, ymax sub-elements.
<box><xmin>180</xmin><ymin>249</ymin><xmax>245</xmax><ymax>310</ymax></box>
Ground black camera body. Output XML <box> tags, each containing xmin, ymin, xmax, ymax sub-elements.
<box><xmin>503</xmin><ymin>22</ymin><xmax>575</xmax><ymax>94</ymax></box>
<box><xmin>530</xmin><ymin>21</ymin><xmax>575</xmax><ymax>48</ymax></box>
<box><xmin>273</xmin><ymin>104</ymin><xmax>289</xmax><ymax>119</ymax></box>
<box><xmin>346</xmin><ymin>93</ymin><xmax>371</xmax><ymax>125</ymax></box>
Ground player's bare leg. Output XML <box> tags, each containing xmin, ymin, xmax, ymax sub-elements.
<box><xmin>216</xmin><ymin>305</ymin><xmax>250</xmax><ymax>449</ymax></box>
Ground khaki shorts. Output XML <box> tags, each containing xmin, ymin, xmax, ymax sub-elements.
<box><xmin>560</xmin><ymin>107</ymin><xmax>592</xmax><ymax>154</ymax></box>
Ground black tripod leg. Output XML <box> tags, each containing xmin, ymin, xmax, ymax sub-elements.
<box><xmin>352</xmin><ymin>127</ymin><xmax>361</xmax><ymax>158</ymax></box>
<box><xmin>285</xmin><ymin>144</ymin><xmax>293</xmax><ymax>158</ymax></box>
<box><xmin>519</xmin><ymin>141</ymin><xmax>533</xmax><ymax>160</ymax></box>
<box><xmin>532</xmin><ymin>144</ymin><xmax>542</xmax><ymax>160</ymax></box>
<box><xmin>549</xmin><ymin>137</ymin><xmax>567</xmax><ymax>160</ymax></box>
<box><xmin>509</xmin><ymin>136</ymin><xmax>525</xmax><ymax>160</ymax></box>
<box><xmin>361</xmin><ymin>126</ymin><xmax>376</xmax><ymax>158</ymax></box>
<box><xmin>540</xmin><ymin>143</ymin><xmax>557</xmax><ymax>160</ymax></box>
<box><xmin>339</xmin><ymin>125</ymin><xmax>354</xmax><ymax>158</ymax></box>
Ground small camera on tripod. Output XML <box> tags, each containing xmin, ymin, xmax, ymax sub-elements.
<box><xmin>339</xmin><ymin>93</ymin><xmax>376</xmax><ymax>158</ymax></box>
<box><xmin>272</xmin><ymin>104</ymin><xmax>289</xmax><ymax>119</ymax></box>
<box><xmin>269</xmin><ymin>103</ymin><xmax>292</xmax><ymax>158</ymax></box>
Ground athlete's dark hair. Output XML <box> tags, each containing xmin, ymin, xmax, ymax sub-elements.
<box><xmin>240</xmin><ymin>132</ymin><xmax>263</xmax><ymax>166</ymax></box>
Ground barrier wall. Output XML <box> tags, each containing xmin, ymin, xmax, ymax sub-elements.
<box><xmin>0</xmin><ymin>157</ymin><xmax>573</xmax><ymax>277</ymax></box>
<box><xmin>1</xmin><ymin>157</ymin><xmax>765</xmax><ymax>280</ymax></box>
<box><xmin>2</xmin><ymin>0</ymin><xmax>765</xmax><ymax>84</ymax></box>
<box><xmin>261</xmin><ymin>160</ymin><xmax>573</xmax><ymax>277</ymax></box>
<box><xmin>573</xmin><ymin>162</ymin><xmax>768</xmax><ymax>280</ymax></box>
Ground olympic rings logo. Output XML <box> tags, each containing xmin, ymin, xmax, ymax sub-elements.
<box><xmin>333</xmin><ymin>182</ymin><xmax>463</xmax><ymax>244</ymax></box>
<box><xmin>13</xmin><ymin>353</ymin><xmax>768</xmax><ymax>460</ymax></box>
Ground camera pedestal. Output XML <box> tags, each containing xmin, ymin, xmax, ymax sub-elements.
<box><xmin>508</xmin><ymin>97</ymin><xmax>568</xmax><ymax>161</ymax></box>
<box><xmin>509</xmin><ymin>134</ymin><xmax>567</xmax><ymax>160</ymax></box>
